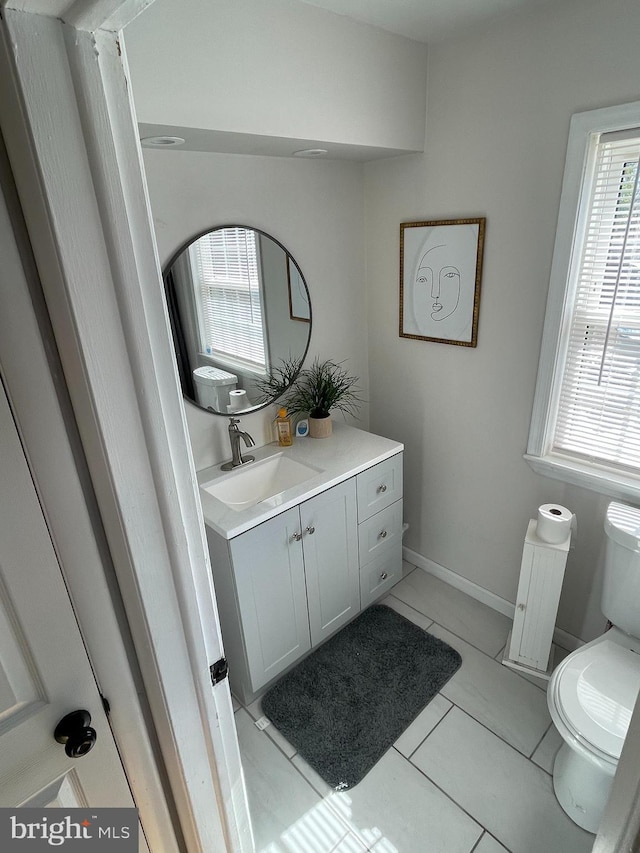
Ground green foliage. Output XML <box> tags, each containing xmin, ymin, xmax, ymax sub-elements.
<box><xmin>281</xmin><ymin>358</ymin><xmax>363</xmax><ymax>419</ymax></box>
<box><xmin>254</xmin><ymin>355</ymin><xmax>305</xmax><ymax>404</ymax></box>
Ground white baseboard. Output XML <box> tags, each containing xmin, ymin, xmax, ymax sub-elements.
<box><xmin>402</xmin><ymin>545</ymin><xmax>582</xmax><ymax>653</ymax></box>
<box><xmin>403</xmin><ymin>546</ymin><xmax>515</xmax><ymax>617</ymax></box>
<box><xmin>552</xmin><ymin>626</ymin><xmax>581</xmax><ymax>652</ymax></box>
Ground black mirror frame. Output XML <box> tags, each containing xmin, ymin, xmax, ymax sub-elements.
<box><xmin>162</xmin><ymin>224</ymin><xmax>312</xmax><ymax>416</ymax></box>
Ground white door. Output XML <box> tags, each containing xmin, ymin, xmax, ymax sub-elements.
<box><xmin>0</xmin><ymin>381</ymin><xmax>139</xmax><ymax>816</ymax></box>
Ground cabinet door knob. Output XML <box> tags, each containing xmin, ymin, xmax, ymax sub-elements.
<box><xmin>380</xmin><ymin>572</ymin><xmax>388</xmax><ymax>580</ymax></box>
<box><xmin>377</xmin><ymin>484</ymin><xmax>387</xmax><ymax>494</ymax></box>
<box><xmin>290</xmin><ymin>532</ymin><xmax>302</xmax><ymax>542</ymax></box>
<box><xmin>379</xmin><ymin>530</ymin><xmax>388</xmax><ymax>539</ymax></box>
<box><xmin>305</xmin><ymin>526</ymin><xmax>315</xmax><ymax>535</ymax></box>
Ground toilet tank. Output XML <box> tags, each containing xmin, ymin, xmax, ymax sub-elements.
<box><xmin>603</xmin><ymin>501</ymin><xmax>640</xmax><ymax>636</ymax></box>
<box><xmin>192</xmin><ymin>366</ymin><xmax>237</xmax><ymax>411</ymax></box>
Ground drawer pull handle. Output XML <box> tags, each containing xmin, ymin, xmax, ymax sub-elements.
<box><xmin>377</xmin><ymin>484</ymin><xmax>387</xmax><ymax>494</ymax></box>
<box><xmin>379</xmin><ymin>530</ymin><xmax>388</xmax><ymax>539</ymax></box>
<box><xmin>290</xmin><ymin>532</ymin><xmax>302</xmax><ymax>542</ymax></box>
<box><xmin>380</xmin><ymin>572</ymin><xmax>388</xmax><ymax>580</ymax></box>
<box><xmin>305</xmin><ymin>526</ymin><xmax>315</xmax><ymax>535</ymax></box>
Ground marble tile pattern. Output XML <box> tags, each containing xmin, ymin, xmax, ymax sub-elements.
<box><xmin>233</xmin><ymin>566</ymin><xmax>595</xmax><ymax>853</ymax></box>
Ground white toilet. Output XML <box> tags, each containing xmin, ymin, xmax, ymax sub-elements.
<box><xmin>547</xmin><ymin>500</ymin><xmax>640</xmax><ymax>833</ymax></box>
<box><xmin>192</xmin><ymin>366</ymin><xmax>237</xmax><ymax>411</ymax></box>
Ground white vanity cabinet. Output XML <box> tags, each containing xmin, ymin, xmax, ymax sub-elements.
<box><xmin>207</xmin><ymin>478</ymin><xmax>360</xmax><ymax>703</ymax></box>
<box><xmin>200</xmin><ymin>425</ymin><xmax>404</xmax><ymax>705</ymax></box>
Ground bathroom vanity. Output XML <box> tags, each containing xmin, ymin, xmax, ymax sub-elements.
<box><xmin>198</xmin><ymin>423</ymin><xmax>403</xmax><ymax>704</ymax></box>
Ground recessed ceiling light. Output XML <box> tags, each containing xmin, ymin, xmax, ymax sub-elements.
<box><xmin>140</xmin><ymin>136</ymin><xmax>185</xmax><ymax>147</ymax></box>
<box><xmin>293</xmin><ymin>148</ymin><xmax>328</xmax><ymax>158</ymax></box>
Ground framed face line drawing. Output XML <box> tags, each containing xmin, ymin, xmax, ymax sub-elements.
<box><xmin>399</xmin><ymin>218</ymin><xmax>486</xmax><ymax>347</ymax></box>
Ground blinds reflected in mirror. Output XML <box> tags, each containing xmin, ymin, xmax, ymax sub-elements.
<box><xmin>189</xmin><ymin>227</ymin><xmax>268</xmax><ymax>371</ymax></box>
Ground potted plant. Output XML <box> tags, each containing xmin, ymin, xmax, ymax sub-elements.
<box><xmin>282</xmin><ymin>357</ymin><xmax>362</xmax><ymax>438</ymax></box>
<box><xmin>254</xmin><ymin>355</ymin><xmax>304</xmax><ymax>406</ymax></box>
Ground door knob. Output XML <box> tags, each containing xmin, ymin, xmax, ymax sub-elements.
<box><xmin>54</xmin><ymin>710</ymin><xmax>97</xmax><ymax>758</ymax></box>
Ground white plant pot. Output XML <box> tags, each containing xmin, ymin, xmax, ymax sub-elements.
<box><xmin>309</xmin><ymin>415</ymin><xmax>332</xmax><ymax>438</ymax></box>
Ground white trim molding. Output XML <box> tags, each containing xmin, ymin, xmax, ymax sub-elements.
<box><xmin>526</xmin><ymin>99</ymin><xmax>640</xmax><ymax>502</ymax></box>
<box><xmin>403</xmin><ymin>546</ymin><xmax>582</xmax><ymax>652</ymax></box>
<box><xmin>0</xmin><ymin>3</ymin><xmax>251</xmax><ymax>851</ymax></box>
<box><xmin>524</xmin><ymin>452</ymin><xmax>640</xmax><ymax>505</ymax></box>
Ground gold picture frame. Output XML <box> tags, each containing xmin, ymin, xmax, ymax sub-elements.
<box><xmin>287</xmin><ymin>257</ymin><xmax>311</xmax><ymax>323</ymax></box>
<box><xmin>399</xmin><ymin>217</ymin><xmax>486</xmax><ymax>347</ymax></box>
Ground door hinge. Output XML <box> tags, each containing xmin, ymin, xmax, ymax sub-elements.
<box><xmin>210</xmin><ymin>657</ymin><xmax>229</xmax><ymax>686</ymax></box>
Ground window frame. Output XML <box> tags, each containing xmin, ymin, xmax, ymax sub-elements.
<box><xmin>525</xmin><ymin>100</ymin><xmax>640</xmax><ymax>502</ymax></box>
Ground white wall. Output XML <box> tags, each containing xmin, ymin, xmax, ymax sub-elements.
<box><xmin>126</xmin><ymin>0</ymin><xmax>427</xmax><ymax>153</ymax></box>
<box><xmin>365</xmin><ymin>0</ymin><xmax>640</xmax><ymax>642</ymax></box>
<box><xmin>143</xmin><ymin>148</ymin><xmax>368</xmax><ymax>470</ymax></box>
<box><xmin>134</xmin><ymin>0</ymin><xmax>640</xmax><ymax>643</ymax></box>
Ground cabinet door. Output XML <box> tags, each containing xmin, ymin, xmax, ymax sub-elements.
<box><xmin>301</xmin><ymin>479</ymin><xmax>360</xmax><ymax>646</ymax></box>
<box><xmin>230</xmin><ymin>508</ymin><xmax>310</xmax><ymax>691</ymax></box>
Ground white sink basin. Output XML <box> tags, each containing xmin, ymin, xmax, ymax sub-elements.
<box><xmin>201</xmin><ymin>453</ymin><xmax>322</xmax><ymax>511</ymax></box>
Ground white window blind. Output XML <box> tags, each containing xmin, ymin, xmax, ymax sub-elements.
<box><xmin>553</xmin><ymin>130</ymin><xmax>640</xmax><ymax>473</ymax></box>
<box><xmin>189</xmin><ymin>227</ymin><xmax>267</xmax><ymax>370</ymax></box>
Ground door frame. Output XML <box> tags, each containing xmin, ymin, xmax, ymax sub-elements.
<box><xmin>0</xmin><ymin>2</ymin><xmax>250</xmax><ymax>852</ymax></box>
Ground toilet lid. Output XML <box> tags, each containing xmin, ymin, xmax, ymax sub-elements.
<box><xmin>557</xmin><ymin>640</ymin><xmax>640</xmax><ymax>759</ymax></box>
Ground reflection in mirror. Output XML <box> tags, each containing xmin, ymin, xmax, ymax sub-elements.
<box><xmin>163</xmin><ymin>226</ymin><xmax>312</xmax><ymax>415</ymax></box>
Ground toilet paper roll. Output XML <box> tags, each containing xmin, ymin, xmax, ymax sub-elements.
<box><xmin>228</xmin><ymin>389</ymin><xmax>248</xmax><ymax>412</ymax></box>
<box><xmin>536</xmin><ymin>504</ymin><xmax>574</xmax><ymax>544</ymax></box>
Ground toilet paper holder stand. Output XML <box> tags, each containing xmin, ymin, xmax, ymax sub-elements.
<box><xmin>502</xmin><ymin>518</ymin><xmax>571</xmax><ymax>681</ymax></box>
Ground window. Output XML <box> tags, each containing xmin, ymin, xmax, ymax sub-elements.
<box><xmin>527</xmin><ymin>101</ymin><xmax>640</xmax><ymax>500</ymax></box>
<box><xmin>189</xmin><ymin>227</ymin><xmax>268</xmax><ymax>372</ymax></box>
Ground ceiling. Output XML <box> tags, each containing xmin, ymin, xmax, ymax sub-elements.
<box><xmin>296</xmin><ymin>0</ymin><xmax>551</xmax><ymax>43</ymax></box>
<box><xmin>12</xmin><ymin>0</ymin><xmax>551</xmax><ymax>44</ymax></box>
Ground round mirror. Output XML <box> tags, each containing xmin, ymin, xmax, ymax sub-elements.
<box><xmin>163</xmin><ymin>225</ymin><xmax>312</xmax><ymax>415</ymax></box>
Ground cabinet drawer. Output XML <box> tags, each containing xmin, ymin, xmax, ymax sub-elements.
<box><xmin>358</xmin><ymin>500</ymin><xmax>403</xmax><ymax>566</ymax></box>
<box><xmin>356</xmin><ymin>453</ymin><xmax>403</xmax><ymax>521</ymax></box>
<box><xmin>360</xmin><ymin>542</ymin><xmax>402</xmax><ymax>608</ymax></box>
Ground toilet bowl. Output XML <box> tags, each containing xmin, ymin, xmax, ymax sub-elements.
<box><xmin>547</xmin><ymin>628</ymin><xmax>640</xmax><ymax>832</ymax></box>
<box><xmin>547</xmin><ymin>500</ymin><xmax>640</xmax><ymax>833</ymax></box>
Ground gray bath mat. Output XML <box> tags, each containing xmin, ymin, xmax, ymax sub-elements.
<box><xmin>261</xmin><ymin>604</ymin><xmax>462</xmax><ymax>789</ymax></box>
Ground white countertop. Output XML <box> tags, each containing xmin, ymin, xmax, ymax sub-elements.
<box><xmin>197</xmin><ymin>422</ymin><xmax>403</xmax><ymax>539</ymax></box>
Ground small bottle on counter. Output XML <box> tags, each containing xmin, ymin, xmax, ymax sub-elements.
<box><xmin>276</xmin><ymin>407</ymin><xmax>293</xmax><ymax>446</ymax></box>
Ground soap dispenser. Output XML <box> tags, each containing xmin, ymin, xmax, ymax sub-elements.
<box><xmin>276</xmin><ymin>407</ymin><xmax>293</xmax><ymax>446</ymax></box>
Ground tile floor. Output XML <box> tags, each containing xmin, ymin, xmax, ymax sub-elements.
<box><xmin>232</xmin><ymin>565</ymin><xmax>595</xmax><ymax>853</ymax></box>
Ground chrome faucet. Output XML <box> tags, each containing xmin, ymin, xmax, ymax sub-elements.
<box><xmin>221</xmin><ymin>418</ymin><xmax>255</xmax><ymax>471</ymax></box>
